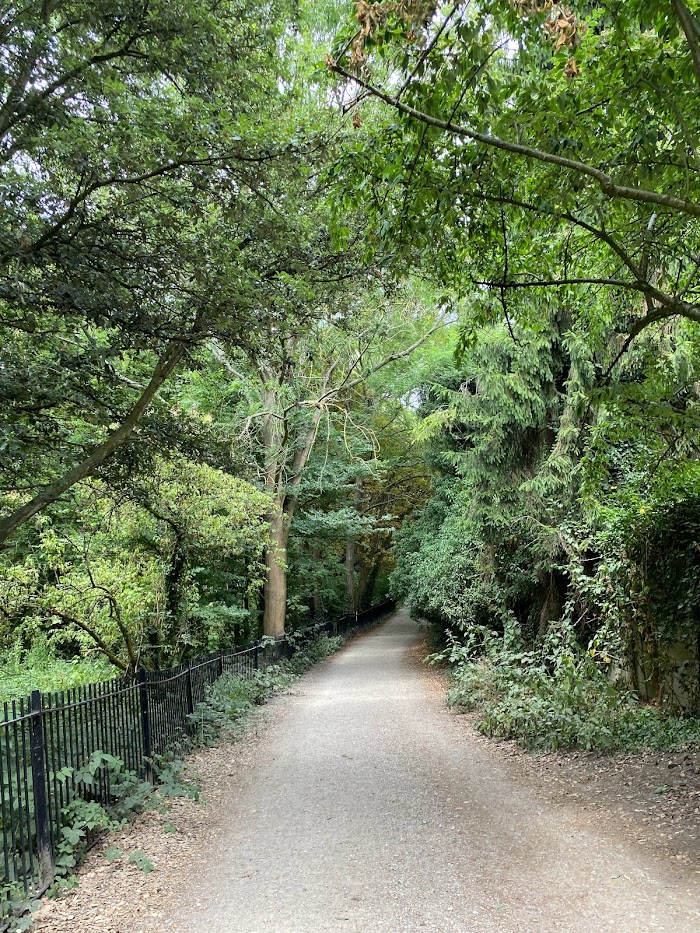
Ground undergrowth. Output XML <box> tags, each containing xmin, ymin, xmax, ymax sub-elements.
<box><xmin>0</xmin><ymin>640</ymin><xmax>111</xmax><ymax>702</ymax></box>
<box><xmin>433</xmin><ymin>623</ymin><xmax>700</xmax><ymax>753</ymax></box>
<box><xmin>3</xmin><ymin>752</ymin><xmax>197</xmax><ymax>931</ymax></box>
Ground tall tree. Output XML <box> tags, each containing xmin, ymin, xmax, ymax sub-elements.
<box><xmin>0</xmin><ymin>0</ymin><xmax>296</xmax><ymax>546</ymax></box>
<box><xmin>329</xmin><ymin>1</ymin><xmax>700</xmax><ymax>345</ymax></box>
<box><xmin>205</xmin><ymin>283</ymin><xmax>445</xmax><ymax>636</ymax></box>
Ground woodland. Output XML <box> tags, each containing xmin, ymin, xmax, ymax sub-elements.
<box><xmin>2</xmin><ymin>0</ymin><xmax>700</xmax><ymax>752</ymax></box>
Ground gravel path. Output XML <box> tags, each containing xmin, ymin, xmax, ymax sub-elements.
<box><xmin>170</xmin><ymin>609</ymin><xmax>700</xmax><ymax>932</ymax></box>
<box><xmin>34</xmin><ymin>609</ymin><xmax>700</xmax><ymax>932</ymax></box>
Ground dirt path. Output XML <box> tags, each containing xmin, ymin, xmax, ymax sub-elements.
<box><xmin>35</xmin><ymin>611</ymin><xmax>700</xmax><ymax>932</ymax></box>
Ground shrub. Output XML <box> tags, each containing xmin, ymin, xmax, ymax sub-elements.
<box><xmin>439</xmin><ymin>623</ymin><xmax>700</xmax><ymax>753</ymax></box>
<box><xmin>189</xmin><ymin>632</ymin><xmax>343</xmax><ymax>745</ymax></box>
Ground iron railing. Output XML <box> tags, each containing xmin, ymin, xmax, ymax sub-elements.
<box><xmin>0</xmin><ymin>599</ymin><xmax>395</xmax><ymax>917</ymax></box>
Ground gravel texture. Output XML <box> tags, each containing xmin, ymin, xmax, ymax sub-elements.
<box><xmin>35</xmin><ymin>610</ymin><xmax>700</xmax><ymax>932</ymax></box>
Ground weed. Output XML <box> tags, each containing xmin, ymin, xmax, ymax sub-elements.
<box><xmin>0</xmin><ymin>640</ymin><xmax>110</xmax><ymax>703</ymax></box>
<box><xmin>189</xmin><ymin>632</ymin><xmax>342</xmax><ymax>746</ymax></box>
<box><xmin>127</xmin><ymin>851</ymin><xmax>154</xmax><ymax>873</ymax></box>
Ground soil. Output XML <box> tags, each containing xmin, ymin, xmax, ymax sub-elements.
<box><xmin>32</xmin><ymin>612</ymin><xmax>700</xmax><ymax>932</ymax></box>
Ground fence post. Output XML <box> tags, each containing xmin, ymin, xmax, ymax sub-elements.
<box><xmin>185</xmin><ymin>662</ymin><xmax>194</xmax><ymax>716</ymax></box>
<box><xmin>29</xmin><ymin>690</ymin><xmax>53</xmax><ymax>886</ymax></box>
<box><xmin>253</xmin><ymin>643</ymin><xmax>259</xmax><ymax>670</ymax></box>
<box><xmin>216</xmin><ymin>652</ymin><xmax>223</xmax><ymax>678</ymax></box>
<box><xmin>137</xmin><ymin>669</ymin><xmax>152</xmax><ymax>780</ymax></box>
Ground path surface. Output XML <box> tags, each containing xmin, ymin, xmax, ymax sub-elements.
<box><xmin>168</xmin><ymin>610</ymin><xmax>700</xmax><ymax>932</ymax></box>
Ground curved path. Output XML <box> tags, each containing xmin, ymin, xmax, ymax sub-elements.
<box><xmin>176</xmin><ymin>610</ymin><xmax>700</xmax><ymax>932</ymax></box>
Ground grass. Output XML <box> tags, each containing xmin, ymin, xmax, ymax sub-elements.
<box><xmin>0</xmin><ymin>641</ymin><xmax>112</xmax><ymax>703</ymax></box>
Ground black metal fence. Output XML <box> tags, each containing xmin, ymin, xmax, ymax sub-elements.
<box><xmin>0</xmin><ymin>600</ymin><xmax>395</xmax><ymax>917</ymax></box>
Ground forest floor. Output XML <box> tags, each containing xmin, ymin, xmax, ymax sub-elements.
<box><xmin>34</xmin><ymin>610</ymin><xmax>700</xmax><ymax>933</ymax></box>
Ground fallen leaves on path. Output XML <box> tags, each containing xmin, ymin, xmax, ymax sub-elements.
<box><xmin>33</xmin><ymin>711</ymin><xmax>272</xmax><ymax>933</ymax></box>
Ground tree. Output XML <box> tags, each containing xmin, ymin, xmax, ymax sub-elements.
<box><xmin>0</xmin><ymin>460</ymin><xmax>270</xmax><ymax>671</ymax></box>
<box><xmin>324</xmin><ymin>4</ymin><xmax>700</xmax><ymax>709</ymax></box>
<box><xmin>285</xmin><ymin>381</ymin><xmax>430</xmax><ymax>622</ymax></box>
<box><xmin>0</xmin><ymin>0</ymin><xmax>297</xmax><ymax>547</ymax></box>
<box><xmin>329</xmin><ymin>1</ymin><xmax>700</xmax><ymax>345</ymax></box>
<box><xmin>204</xmin><ymin>282</ymin><xmax>445</xmax><ymax>636</ymax></box>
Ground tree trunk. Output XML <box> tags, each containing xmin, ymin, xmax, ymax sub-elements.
<box><xmin>309</xmin><ymin>542</ymin><xmax>322</xmax><ymax>619</ymax></box>
<box><xmin>263</xmin><ymin>511</ymin><xmax>289</xmax><ymax>638</ymax></box>
<box><xmin>671</xmin><ymin>0</ymin><xmax>700</xmax><ymax>90</ymax></box>
<box><xmin>345</xmin><ymin>477</ymin><xmax>363</xmax><ymax>614</ymax></box>
<box><xmin>361</xmin><ymin>556</ymin><xmax>382</xmax><ymax>610</ymax></box>
<box><xmin>345</xmin><ymin>534</ymin><xmax>357</xmax><ymax>615</ymax></box>
<box><xmin>356</xmin><ymin>561</ymin><xmax>371</xmax><ymax>611</ymax></box>
<box><xmin>537</xmin><ymin>570</ymin><xmax>564</xmax><ymax>637</ymax></box>
<box><xmin>164</xmin><ymin>531</ymin><xmax>187</xmax><ymax>650</ymax></box>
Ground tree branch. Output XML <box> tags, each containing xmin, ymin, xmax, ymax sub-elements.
<box><xmin>0</xmin><ymin>316</ymin><xmax>204</xmax><ymax>548</ymax></box>
<box><xmin>329</xmin><ymin>62</ymin><xmax>700</xmax><ymax>219</ymax></box>
<box><xmin>341</xmin><ymin>316</ymin><xmax>448</xmax><ymax>394</ymax></box>
<box><xmin>474</xmin><ymin>189</ymin><xmax>642</xmax><ymax>279</ymax></box>
<box><xmin>48</xmin><ymin>610</ymin><xmax>128</xmax><ymax>672</ymax></box>
<box><xmin>474</xmin><ymin>276</ymin><xmax>700</xmax><ymax>326</ymax></box>
<box><xmin>671</xmin><ymin>0</ymin><xmax>700</xmax><ymax>91</ymax></box>
<box><xmin>601</xmin><ymin>307</ymin><xmax>679</xmax><ymax>382</ymax></box>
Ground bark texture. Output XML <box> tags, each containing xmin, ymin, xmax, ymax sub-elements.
<box><xmin>263</xmin><ymin>512</ymin><xmax>290</xmax><ymax>639</ymax></box>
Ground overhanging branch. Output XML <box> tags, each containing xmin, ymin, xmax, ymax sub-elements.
<box><xmin>329</xmin><ymin>61</ymin><xmax>700</xmax><ymax>219</ymax></box>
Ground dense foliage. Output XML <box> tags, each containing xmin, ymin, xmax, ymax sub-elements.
<box><xmin>325</xmin><ymin>1</ymin><xmax>700</xmax><ymax>743</ymax></box>
<box><xmin>390</xmin><ymin>312</ymin><xmax>700</xmax><ymax>740</ymax></box>
<box><xmin>0</xmin><ymin>0</ymin><xmax>435</xmax><ymax>679</ymax></box>
<box><xmin>3</xmin><ymin>0</ymin><xmax>700</xmax><ymax>756</ymax></box>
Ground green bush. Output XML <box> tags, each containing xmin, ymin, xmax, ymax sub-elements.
<box><xmin>287</xmin><ymin>632</ymin><xmax>342</xmax><ymax>674</ymax></box>
<box><xmin>440</xmin><ymin>624</ymin><xmax>700</xmax><ymax>753</ymax></box>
